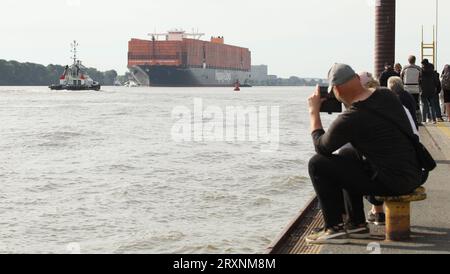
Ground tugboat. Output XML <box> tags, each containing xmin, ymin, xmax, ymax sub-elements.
<box><xmin>49</xmin><ymin>41</ymin><xmax>101</xmax><ymax>91</ymax></box>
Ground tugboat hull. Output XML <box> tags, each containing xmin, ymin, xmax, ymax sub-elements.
<box><xmin>49</xmin><ymin>84</ymin><xmax>101</xmax><ymax>91</ymax></box>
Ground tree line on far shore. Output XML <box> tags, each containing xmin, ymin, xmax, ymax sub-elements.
<box><xmin>0</xmin><ymin>59</ymin><xmax>118</xmax><ymax>86</ymax></box>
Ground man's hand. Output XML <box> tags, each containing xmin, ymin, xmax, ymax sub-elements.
<box><xmin>308</xmin><ymin>85</ymin><xmax>325</xmax><ymax>132</ymax></box>
<box><xmin>308</xmin><ymin>85</ymin><xmax>325</xmax><ymax>115</ymax></box>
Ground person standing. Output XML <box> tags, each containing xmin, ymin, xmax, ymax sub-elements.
<box><xmin>432</xmin><ymin>69</ymin><xmax>444</xmax><ymax>122</ymax></box>
<box><xmin>379</xmin><ymin>63</ymin><xmax>400</xmax><ymax>87</ymax></box>
<box><xmin>394</xmin><ymin>63</ymin><xmax>403</xmax><ymax>75</ymax></box>
<box><xmin>420</xmin><ymin>59</ymin><xmax>438</xmax><ymax>124</ymax></box>
<box><xmin>441</xmin><ymin>65</ymin><xmax>450</xmax><ymax>121</ymax></box>
<box><xmin>401</xmin><ymin>55</ymin><xmax>422</xmax><ymax>125</ymax></box>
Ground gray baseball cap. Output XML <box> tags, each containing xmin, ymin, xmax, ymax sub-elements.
<box><xmin>327</xmin><ymin>63</ymin><xmax>357</xmax><ymax>92</ymax></box>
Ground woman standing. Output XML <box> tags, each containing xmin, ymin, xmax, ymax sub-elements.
<box><xmin>442</xmin><ymin>65</ymin><xmax>450</xmax><ymax>121</ymax></box>
<box><xmin>394</xmin><ymin>63</ymin><xmax>403</xmax><ymax>75</ymax></box>
<box><xmin>432</xmin><ymin>69</ymin><xmax>444</xmax><ymax>122</ymax></box>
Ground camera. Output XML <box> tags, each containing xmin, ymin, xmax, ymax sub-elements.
<box><xmin>319</xmin><ymin>86</ymin><xmax>342</xmax><ymax>114</ymax></box>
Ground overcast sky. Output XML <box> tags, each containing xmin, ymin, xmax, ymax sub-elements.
<box><xmin>1</xmin><ymin>0</ymin><xmax>448</xmax><ymax>78</ymax></box>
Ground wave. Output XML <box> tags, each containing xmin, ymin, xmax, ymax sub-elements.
<box><xmin>114</xmin><ymin>231</ymin><xmax>186</xmax><ymax>253</ymax></box>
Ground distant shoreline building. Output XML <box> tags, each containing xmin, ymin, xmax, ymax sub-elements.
<box><xmin>250</xmin><ymin>65</ymin><xmax>269</xmax><ymax>83</ymax></box>
<box><xmin>250</xmin><ymin>64</ymin><xmax>325</xmax><ymax>86</ymax></box>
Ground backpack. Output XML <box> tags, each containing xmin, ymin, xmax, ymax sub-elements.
<box><xmin>442</xmin><ymin>72</ymin><xmax>450</xmax><ymax>90</ymax></box>
<box><xmin>403</xmin><ymin>66</ymin><xmax>421</xmax><ymax>85</ymax></box>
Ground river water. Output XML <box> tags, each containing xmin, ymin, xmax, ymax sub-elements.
<box><xmin>0</xmin><ymin>86</ymin><xmax>335</xmax><ymax>254</ymax></box>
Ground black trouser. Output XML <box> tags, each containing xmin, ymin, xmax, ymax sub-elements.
<box><xmin>411</xmin><ymin>93</ymin><xmax>422</xmax><ymax>123</ymax></box>
<box><xmin>411</xmin><ymin>94</ymin><xmax>420</xmax><ymax>110</ymax></box>
<box><xmin>308</xmin><ymin>149</ymin><xmax>393</xmax><ymax>228</ymax></box>
<box><xmin>337</xmin><ymin>148</ymin><xmax>384</xmax><ymax>210</ymax></box>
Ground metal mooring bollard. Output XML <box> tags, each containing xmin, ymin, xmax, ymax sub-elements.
<box><xmin>385</xmin><ymin>201</ymin><xmax>411</xmax><ymax>241</ymax></box>
<box><xmin>376</xmin><ymin>187</ymin><xmax>427</xmax><ymax>242</ymax></box>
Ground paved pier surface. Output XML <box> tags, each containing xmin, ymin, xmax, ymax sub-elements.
<box><xmin>269</xmin><ymin>122</ymin><xmax>450</xmax><ymax>254</ymax></box>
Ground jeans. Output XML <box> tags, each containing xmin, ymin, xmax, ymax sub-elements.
<box><xmin>421</xmin><ymin>95</ymin><xmax>437</xmax><ymax>122</ymax></box>
<box><xmin>431</xmin><ymin>94</ymin><xmax>442</xmax><ymax>119</ymax></box>
<box><xmin>308</xmin><ymin>149</ymin><xmax>394</xmax><ymax>228</ymax></box>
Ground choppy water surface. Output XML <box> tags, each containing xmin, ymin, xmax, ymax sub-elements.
<box><xmin>0</xmin><ymin>86</ymin><xmax>334</xmax><ymax>254</ymax></box>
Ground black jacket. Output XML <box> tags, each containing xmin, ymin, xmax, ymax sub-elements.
<box><xmin>379</xmin><ymin>69</ymin><xmax>400</xmax><ymax>87</ymax></box>
<box><xmin>435</xmin><ymin>72</ymin><xmax>442</xmax><ymax>94</ymax></box>
<box><xmin>421</xmin><ymin>64</ymin><xmax>439</xmax><ymax>97</ymax></box>
<box><xmin>312</xmin><ymin>88</ymin><xmax>422</xmax><ymax>194</ymax></box>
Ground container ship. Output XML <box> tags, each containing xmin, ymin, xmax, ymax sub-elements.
<box><xmin>127</xmin><ymin>30</ymin><xmax>252</xmax><ymax>87</ymax></box>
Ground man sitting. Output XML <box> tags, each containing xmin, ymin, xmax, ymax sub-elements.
<box><xmin>306</xmin><ymin>64</ymin><xmax>423</xmax><ymax>244</ymax></box>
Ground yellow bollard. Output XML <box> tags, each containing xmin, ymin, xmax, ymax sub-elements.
<box><xmin>376</xmin><ymin>187</ymin><xmax>427</xmax><ymax>242</ymax></box>
<box><xmin>384</xmin><ymin>201</ymin><xmax>411</xmax><ymax>241</ymax></box>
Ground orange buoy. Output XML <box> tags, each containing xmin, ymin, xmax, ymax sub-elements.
<box><xmin>234</xmin><ymin>80</ymin><xmax>241</xmax><ymax>92</ymax></box>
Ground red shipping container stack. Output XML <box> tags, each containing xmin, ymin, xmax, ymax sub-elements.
<box><xmin>128</xmin><ymin>36</ymin><xmax>251</xmax><ymax>71</ymax></box>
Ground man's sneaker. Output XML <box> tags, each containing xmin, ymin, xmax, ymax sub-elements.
<box><xmin>346</xmin><ymin>223</ymin><xmax>371</xmax><ymax>239</ymax></box>
<box><xmin>367</xmin><ymin>212</ymin><xmax>386</xmax><ymax>226</ymax></box>
<box><xmin>305</xmin><ymin>225</ymin><xmax>349</xmax><ymax>245</ymax></box>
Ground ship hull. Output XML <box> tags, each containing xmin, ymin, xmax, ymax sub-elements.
<box><xmin>130</xmin><ymin>65</ymin><xmax>251</xmax><ymax>87</ymax></box>
<box><xmin>49</xmin><ymin>84</ymin><xmax>101</xmax><ymax>91</ymax></box>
